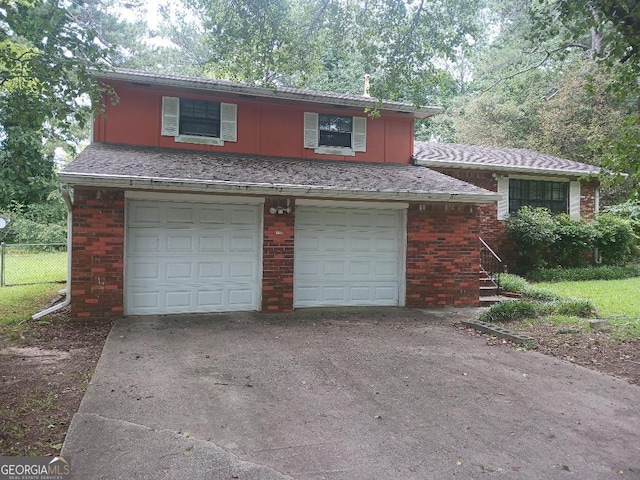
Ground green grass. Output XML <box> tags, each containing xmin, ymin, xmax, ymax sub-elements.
<box><xmin>0</xmin><ymin>284</ymin><xmax>62</xmax><ymax>326</ymax></box>
<box><xmin>536</xmin><ymin>277</ymin><xmax>640</xmax><ymax>338</ymax></box>
<box><xmin>3</xmin><ymin>250</ymin><xmax>66</xmax><ymax>286</ymax></box>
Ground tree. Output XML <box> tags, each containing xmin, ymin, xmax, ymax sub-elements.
<box><xmin>173</xmin><ymin>0</ymin><xmax>488</xmax><ymax>107</ymax></box>
<box><xmin>0</xmin><ymin>0</ymin><xmax>115</xmax><ymax>207</ymax></box>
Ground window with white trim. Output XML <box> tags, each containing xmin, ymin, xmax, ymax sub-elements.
<box><xmin>497</xmin><ymin>176</ymin><xmax>581</xmax><ymax>220</ymax></box>
<box><xmin>509</xmin><ymin>179</ymin><xmax>568</xmax><ymax>214</ymax></box>
<box><xmin>304</xmin><ymin>112</ymin><xmax>366</xmax><ymax>156</ymax></box>
<box><xmin>161</xmin><ymin>96</ymin><xmax>237</xmax><ymax>146</ymax></box>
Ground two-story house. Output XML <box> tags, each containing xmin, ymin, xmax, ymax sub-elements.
<box><xmin>59</xmin><ymin>68</ymin><xmax>501</xmax><ymax>318</ymax></box>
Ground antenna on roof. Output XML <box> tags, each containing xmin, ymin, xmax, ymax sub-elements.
<box><xmin>363</xmin><ymin>74</ymin><xmax>371</xmax><ymax>97</ymax></box>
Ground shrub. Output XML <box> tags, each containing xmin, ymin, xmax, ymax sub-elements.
<box><xmin>480</xmin><ymin>299</ymin><xmax>539</xmax><ymax>323</ymax></box>
<box><xmin>506</xmin><ymin>207</ymin><xmax>558</xmax><ymax>274</ymax></box>
<box><xmin>604</xmin><ymin>200</ymin><xmax>640</xmax><ymax>220</ymax></box>
<box><xmin>593</xmin><ymin>213</ymin><xmax>638</xmax><ymax>266</ymax></box>
<box><xmin>500</xmin><ymin>273</ymin><xmax>560</xmax><ymax>300</ymax></box>
<box><xmin>499</xmin><ymin>273</ymin><xmax>529</xmax><ymax>293</ymax></box>
<box><xmin>551</xmin><ymin>214</ymin><xmax>596</xmax><ymax>268</ymax></box>
<box><xmin>528</xmin><ymin>265</ymin><xmax>640</xmax><ymax>282</ymax></box>
<box><xmin>1</xmin><ymin>190</ymin><xmax>67</xmax><ymax>244</ymax></box>
<box><xmin>554</xmin><ymin>298</ymin><xmax>596</xmax><ymax>317</ymax></box>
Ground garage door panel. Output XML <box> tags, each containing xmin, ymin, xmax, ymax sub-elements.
<box><xmin>167</xmin><ymin>235</ymin><xmax>193</xmax><ymax>252</ymax></box>
<box><xmin>350</xmin><ymin>261</ymin><xmax>371</xmax><ymax>276</ymax></box>
<box><xmin>130</xmin><ymin>262</ymin><xmax>160</xmax><ymax>280</ymax></box>
<box><xmin>131</xmin><ymin>234</ymin><xmax>161</xmax><ymax>253</ymax></box>
<box><xmin>126</xmin><ymin>201</ymin><xmax>260</xmax><ymax>315</ymax></box>
<box><xmin>200</xmin><ymin>207</ymin><xmax>225</xmax><ymax>224</ymax></box>
<box><xmin>230</xmin><ymin>233</ymin><xmax>258</xmax><ymax>252</ymax></box>
<box><xmin>166</xmin><ymin>290</ymin><xmax>192</xmax><ymax>308</ymax></box>
<box><xmin>198</xmin><ymin>262</ymin><xmax>224</xmax><ymax>279</ymax></box>
<box><xmin>374</xmin><ymin>286</ymin><xmax>398</xmax><ymax>302</ymax></box>
<box><xmin>199</xmin><ymin>235</ymin><xmax>225</xmax><ymax>251</ymax></box>
<box><xmin>375</xmin><ymin>238</ymin><xmax>397</xmax><ymax>252</ymax></box>
<box><xmin>325</xmin><ymin>237</ymin><xmax>346</xmax><ymax>252</ymax></box>
<box><xmin>130</xmin><ymin>205</ymin><xmax>162</xmax><ymax>224</ymax></box>
<box><xmin>230</xmin><ymin>208</ymin><xmax>257</xmax><ymax>225</ymax></box>
<box><xmin>167</xmin><ymin>206</ymin><xmax>195</xmax><ymax>223</ymax></box>
<box><xmin>165</xmin><ymin>262</ymin><xmax>192</xmax><ymax>280</ymax></box>
<box><xmin>375</xmin><ymin>261</ymin><xmax>398</xmax><ymax>277</ymax></box>
<box><xmin>295</xmin><ymin>206</ymin><xmax>402</xmax><ymax>308</ymax></box>
<box><xmin>228</xmin><ymin>289</ymin><xmax>256</xmax><ymax>308</ymax></box>
<box><xmin>324</xmin><ymin>211</ymin><xmax>348</xmax><ymax>227</ymax></box>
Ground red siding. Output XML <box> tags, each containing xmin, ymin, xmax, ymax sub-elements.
<box><xmin>262</xmin><ymin>198</ymin><xmax>295</xmax><ymax>311</ymax></box>
<box><xmin>406</xmin><ymin>203</ymin><xmax>480</xmax><ymax>307</ymax></box>
<box><xmin>71</xmin><ymin>188</ymin><xmax>125</xmax><ymax>318</ymax></box>
<box><xmin>95</xmin><ymin>82</ymin><xmax>414</xmax><ymax>164</ymax></box>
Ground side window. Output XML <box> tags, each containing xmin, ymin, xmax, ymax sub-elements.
<box><xmin>304</xmin><ymin>112</ymin><xmax>366</xmax><ymax>155</ymax></box>
<box><xmin>498</xmin><ymin>177</ymin><xmax>581</xmax><ymax>221</ymax></box>
<box><xmin>161</xmin><ymin>96</ymin><xmax>237</xmax><ymax>146</ymax></box>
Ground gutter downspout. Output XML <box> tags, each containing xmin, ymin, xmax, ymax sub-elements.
<box><xmin>33</xmin><ymin>188</ymin><xmax>72</xmax><ymax>320</ymax></box>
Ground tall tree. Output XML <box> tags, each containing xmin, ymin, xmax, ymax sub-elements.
<box><xmin>174</xmin><ymin>0</ymin><xmax>487</xmax><ymax>107</ymax></box>
<box><xmin>0</xmin><ymin>0</ymin><xmax>147</xmax><ymax>208</ymax></box>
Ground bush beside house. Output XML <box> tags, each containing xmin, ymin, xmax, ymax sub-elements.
<box><xmin>506</xmin><ymin>206</ymin><xmax>639</xmax><ymax>275</ymax></box>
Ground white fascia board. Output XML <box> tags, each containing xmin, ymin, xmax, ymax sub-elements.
<box><xmin>125</xmin><ymin>191</ymin><xmax>265</xmax><ymax>205</ymax></box>
<box><xmin>59</xmin><ymin>172</ymin><xmax>500</xmax><ymax>204</ymax></box>
<box><xmin>415</xmin><ymin>159</ymin><xmax>600</xmax><ymax>177</ymax></box>
<box><xmin>296</xmin><ymin>199</ymin><xmax>409</xmax><ymax>209</ymax></box>
<box><xmin>97</xmin><ymin>70</ymin><xmax>441</xmax><ymax>118</ymax></box>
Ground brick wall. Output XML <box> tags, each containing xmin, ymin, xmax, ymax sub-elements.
<box><xmin>433</xmin><ymin>168</ymin><xmax>504</xmax><ymax>242</ymax></box>
<box><xmin>71</xmin><ymin>188</ymin><xmax>125</xmax><ymax>318</ymax></box>
<box><xmin>406</xmin><ymin>203</ymin><xmax>480</xmax><ymax>307</ymax></box>
<box><xmin>262</xmin><ymin>197</ymin><xmax>295</xmax><ymax>311</ymax></box>
<box><xmin>580</xmin><ymin>179</ymin><xmax>599</xmax><ymax>220</ymax></box>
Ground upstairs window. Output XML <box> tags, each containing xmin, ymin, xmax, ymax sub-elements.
<box><xmin>161</xmin><ymin>96</ymin><xmax>237</xmax><ymax>146</ymax></box>
<box><xmin>179</xmin><ymin>99</ymin><xmax>220</xmax><ymax>138</ymax></box>
<box><xmin>304</xmin><ymin>112</ymin><xmax>366</xmax><ymax>156</ymax></box>
<box><xmin>319</xmin><ymin>114</ymin><xmax>353</xmax><ymax>148</ymax></box>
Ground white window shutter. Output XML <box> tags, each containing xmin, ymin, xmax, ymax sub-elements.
<box><xmin>352</xmin><ymin>116</ymin><xmax>367</xmax><ymax>152</ymax></box>
<box><xmin>161</xmin><ymin>96</ymin><xmax>180</xmax><ymax>136</ymax></box>
<box><xmin>220</xmin><ymin>102</ymin><xmax>237</xmax><ymax>142</ymax></box>
<box><xmin>304</xmin><ymin>112</ymin><xmax>319</xmax><ymax>149</ymax></box>
<box><xmin>497</xmin><ymin>176</ymin><xmax>509</xmax><ymax>220</ymax></box>
<box><xmin>569</xmin><ymin>181</ymin><xmax>581</xmax><ymax>218</ymax></box>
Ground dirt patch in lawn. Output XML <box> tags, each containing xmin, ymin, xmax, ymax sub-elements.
<box><xmin>0</xmin><ymin>308</ymin><xmax>114</xmax><ymax>456</ymax></box>
<box><xmin>459</xmin><ymin>320</ymin><xmax>640</xmax><ymax>385</ymax></box>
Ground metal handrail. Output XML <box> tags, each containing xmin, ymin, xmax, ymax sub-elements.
<box><xmin>479</xmin><ymin>237</ymin><xmax>503</xmax><ymax>293</ymax></box>
<box><xmin>479</xmin><ymin>237</ymin><xmax>502</xmax><ymax>263</ymax></box>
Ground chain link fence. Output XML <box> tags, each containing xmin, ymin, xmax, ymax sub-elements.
<box><xmin>0</xmin><ymin>242</ymin><xmax>67</xmax><ymax>287</ymax></box>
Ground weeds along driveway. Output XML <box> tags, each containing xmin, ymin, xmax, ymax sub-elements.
<box><xmin>62</xmin><ymin>308</ymin><xmax>640</xmax><ymax>480</ymax></box>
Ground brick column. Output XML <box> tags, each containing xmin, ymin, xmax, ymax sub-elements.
<box><xmin>71</xmin><ymin>187</ymin><xmax>125</xmax><ymax>318</ymax></box>
<box><xmin>262</xmin><ymin>197</ymin><xmax>295</xmax><ymax>311</ymax></box>
<box><xmin>406</xmin><ymin>203</ymin><xmax>480</xmax><ymax>307</ymax></box>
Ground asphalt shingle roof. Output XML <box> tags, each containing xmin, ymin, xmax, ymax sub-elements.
<box><xmin>413</xmin><ymin>142</ymin><xmax>600</xmax><ymax>176</ymax></box>
<box><xmin>60</xmin><ymin>143</ymin><xmax>498</xmax><ymax>202</ymax></box>
<box><xmin>98</xmin><ymin>69</ymin><xmax>440</xmax><ymax>118</ymax></box>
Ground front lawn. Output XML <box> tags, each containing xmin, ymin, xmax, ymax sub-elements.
<box><xmin>536</xmin><ymin>277</ymin><xmax>640</xmax><ymax>338</ymax></box>
<box><xmin>0</xmin><ymin>284</ymin><xmax>62</xmax><ymax>326</ymax></box>
<box><xmin>2</xmin><ymin>250</ymin><xmax>66</xmax><ymax>286</ymax></box>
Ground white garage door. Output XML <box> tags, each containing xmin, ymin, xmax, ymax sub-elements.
<box><xmin>294</xmin><ymin>206</ymin><xmax>403</xmax><ymax>307</ymax></box>
<box><xmin>126</xmin><ymin>200</ymin><xmax>261</xmax><ymax>315</ymax></box>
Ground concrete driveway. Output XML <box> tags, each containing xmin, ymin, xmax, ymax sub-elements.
<box><xmin>62</xmin><ymin>308</ymin><xmax>640</xmax><ymax>479</ymax></box>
